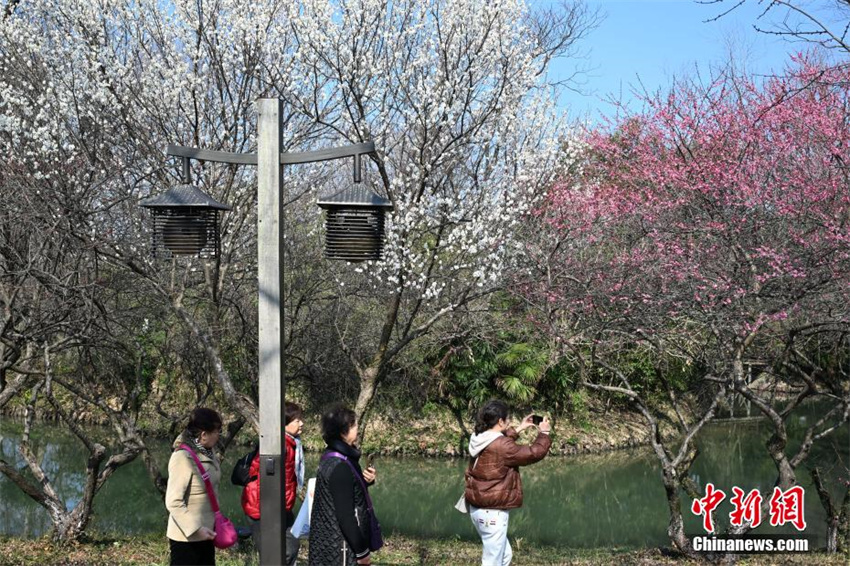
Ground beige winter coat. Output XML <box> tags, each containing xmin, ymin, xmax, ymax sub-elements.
<box><xmin>165</xmin><ymin>438</ymin><xmax>221</xmax><ymax>542</ymax></box>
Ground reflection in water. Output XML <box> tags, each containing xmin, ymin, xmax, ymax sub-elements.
<box><xmin>0</xmin><ymin>401</ymin><xmax>846</xmax><ymax>549</ymax></box>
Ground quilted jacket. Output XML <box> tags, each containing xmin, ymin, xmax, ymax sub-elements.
<box><xmin>464</xmin><ymin>427</ymin><xmax>551</xmax><ymax>510</ymax></box>
<box><xmin>241</xmin><ymin>433</ymin><xmax>298</xmax><ymax>519</ymax></box>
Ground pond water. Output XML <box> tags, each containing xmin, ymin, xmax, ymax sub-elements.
<box><xmin>1</xmin><ymin>403</ymin><xmax>847</xmax><ymax>549</ymax></box>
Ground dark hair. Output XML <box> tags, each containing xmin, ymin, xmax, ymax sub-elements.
<box><xmin>474</xmin><ymin>400</ymin><xmax>509</xmax><ymax>434</ymax></box>
<box><xmin>187</xmin><ymin>408</ymin><xmax>222</xmax><ymax>437</ymax></box>
<box><xmin>285</xmin><ymin>401</ymin><xmax>303</xmax><ymax>426</ymax></box>
<box><xmin>321</xmin><ymin>403</ymin><xmax>357</xmax><ymax>445</ymax></box>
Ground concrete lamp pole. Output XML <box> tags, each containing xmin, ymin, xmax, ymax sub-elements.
<box><xmin>159</xmin><ymin>98</ymin><xmax>377</xmax><ymax>566</ymax></box>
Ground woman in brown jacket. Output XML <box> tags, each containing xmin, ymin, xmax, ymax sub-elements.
<box><xmin>464</xmin><ymin>400</ymin><xmax>551</xmax><ymax>566</ymax></box>
<box><xmin>165</xmin><ymin>408</ymin><xmax>222</xmax><ymax>566</ymax></box>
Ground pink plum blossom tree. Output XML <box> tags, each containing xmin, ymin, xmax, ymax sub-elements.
<box><xmin>521</xmin><ymin>55</ymin><xmax>850</xmax><ymax>557</ymax></box>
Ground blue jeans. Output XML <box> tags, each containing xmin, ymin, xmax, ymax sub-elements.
<box><xmin>469</xmin><ymin>505</ymin><xmax>512</xmax><ymax>566</ymax></box>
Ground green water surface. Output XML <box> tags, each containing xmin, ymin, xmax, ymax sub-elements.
<box><xmin>0</xmin><ymin>403</ymin><xmax>846</xmax><ymax>549</ymax></box>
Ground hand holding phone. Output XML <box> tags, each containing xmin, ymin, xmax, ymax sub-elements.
<box><xmin>531</xmin><ymin>415</ymin><xmax>543</xmax><ymax>425</ymax></box>
<box><xmin>363</xmin><ymin>455</ymin><xmax>377</xmax><ymax>485</ymax></box>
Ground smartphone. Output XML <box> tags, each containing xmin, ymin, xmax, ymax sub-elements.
<box><xmin>531</xmin><ymin>415</ymin><xmax>543</xmax><ymax>425</ymax></box>
<box><xmin>366</xmin><ymin>453</ymin><xmax>376</xmax><ymax>468</ymax></box>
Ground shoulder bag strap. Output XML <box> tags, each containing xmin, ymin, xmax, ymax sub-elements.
<box><xmin>180</xmin><ymin>443</ymin><xmax>220</xmax><ymax>513</ymax></box>
<box><xmin>322</xmin><ymin>451</ymin><xmax>376</xmax><ymax>512</ymax></box>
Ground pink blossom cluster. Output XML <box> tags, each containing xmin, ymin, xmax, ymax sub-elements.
<box><xmin>527</xmin><ymin>55</ymin><xmax>850</xmax><ymax>347</ymax></box>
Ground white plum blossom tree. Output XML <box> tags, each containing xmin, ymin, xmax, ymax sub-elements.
<box><xmin>0</xmin><ymin>0</ymin><xmax>594</xmax><ymax>444</ymax></box>
<box><xmin>283</xmin><ymin>0</ymin><xmax>593</xmax><ymax>427</ymax></box>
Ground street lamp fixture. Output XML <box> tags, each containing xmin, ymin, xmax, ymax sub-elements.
<box><xmin>318</xmin><ymin>184</ymin><xmax>393</xmax><ymax>261</ymax></box>
<box><xmin>140</xmin><ymin>158</ymin><xmax>231</xmax><ymax>258</ymax></box>
<box><xmin>139</xmin><ymin>99</ymin><xmax>391</xmax><ymax>566</ymax></box>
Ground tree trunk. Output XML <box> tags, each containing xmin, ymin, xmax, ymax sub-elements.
<box><xmin>1</xmin><ymin>373</ymin><xmax>143</xmax><ymax>542</ymax></box>
<box><xmin>172</xmin><ymin>300</ymin><xmax>259</xmax><ymax>431</ymax></box>
<box><xmin>354</xmin><ymin>365</ymin><xmax>380</xmax><ymax>439</ymax></box>
<box><xmin>733</xmin><ymin>381</ymin><xmax>797</xmax><ymax>490</ymax></box>
<box><xmin>0</xmin><ymin>371</ymin><xmax>30</xmax><ymax>410</ymax></box>
<box><xmin>49</xmin><ymin>444</ymin><xmax>107</xmax><ymax>542</ymax></box>
<box><xmin>838</xmin><ymin>481</ymin><xmax>850</xmax><ymax>553</ymax></box>
<box><xmin>0</xmin><ymin>456</ymin><xmax>87</xmax><ymax>542</ymax></box>
<box><xmin>811</xmin><ymin>468</ymin><xmax>839</xmax><ymax>552</ymax></box>
<box><xmin>1</xmin><ymin>346</ymin><xmax>29</xmax><ymax>409</ymax></box>
<box><xmin>0</xmin><ymin>344</ymin><xmax>6</xmax><ymax>391</ymax></box>
<box><xmin>115</xmin><ymin>414</ymin><xmax>167</xmax><ymax>498</ymax></box>
<box><xmin>661</xmin><ymin>467</ymin><xmax>693</xmax><ymax>556</ymax></box>
<box><xmin>349</xmin><ymin>287</ymin><xmax>402</xmax><ymax>440</ymax></box>
<box><xmin>449</xmin><ymin>405</ymin><xmax>471</xmax><ymax>455</ymax></box>
<box><xmin>141</xmin><ymin>446</ymin><xmax>167</xmax><ymax>499</ymax></box>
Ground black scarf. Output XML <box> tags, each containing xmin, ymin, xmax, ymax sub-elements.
<box><xmin>326</xmin><ymin>439</ymin><xmax>363</xmax><ymax>476</ymax></box>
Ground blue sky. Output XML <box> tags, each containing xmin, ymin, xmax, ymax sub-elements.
<box><xmin>547</xmin><ymin>0</ymin><xmax>824</xmax><ymax>122</ymax></box>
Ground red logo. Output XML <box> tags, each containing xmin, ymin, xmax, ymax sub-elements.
<box><xmin>769</xmin><ymin>486</ymin><xmax>806</xmax><ymax>531</ymax></box>
<box><xmin>691</xmin><ymin>483</ymin><xmax>726</xmax><ymax>533</ymax></box>
<box><xmin>691</xmin><ymin>484</ymin><xmax>807</xmax><ymax>533</ymax></box>
<box><xmin>729</xmin><ymin>487</ymin><xmax>763</xmax><ymax>528</ymax></box>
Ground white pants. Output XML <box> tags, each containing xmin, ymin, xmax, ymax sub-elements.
<box><xmin>469</xmin><ymin>506</ymin><xmax>512</xmax><ymax>566</ymax></box>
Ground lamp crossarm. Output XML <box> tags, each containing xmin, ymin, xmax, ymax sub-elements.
<box><xmin>165</xmin><ymin>141</ymin><xmax>375</xmax><ymax>166</ymax></box>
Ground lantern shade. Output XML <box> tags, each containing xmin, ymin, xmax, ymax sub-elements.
<box><xmin>140</xmin><ymin>184</ymin><xmax>231</xmax><ymax>258</ymax></box>
<box><xmin>317</xmin><ymin>185</ymin><xmax>393</xmax><ymax>262</ymax></box>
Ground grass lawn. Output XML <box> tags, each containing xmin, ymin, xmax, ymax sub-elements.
<box><xmin>0</xmin><ymin>534</ymin><xmax>847</xmax><ymax>565</ymax></box>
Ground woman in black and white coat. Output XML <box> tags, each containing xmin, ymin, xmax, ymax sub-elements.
<box><xmin>308</xmin><ymin>404</ymin><xmax>378</xmax><ymax>566</ymax></box>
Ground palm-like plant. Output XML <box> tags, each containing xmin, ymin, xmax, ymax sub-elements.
<box><xmin>434</xmin><ymin>338</ymin><xmax>551</xmax><ymax>411</ymax></box>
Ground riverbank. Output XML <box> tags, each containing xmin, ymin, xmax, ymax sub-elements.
<box><xmin>348</xmin><ymin>400</ymin><xmax>657</xmax><ymax>457</ymax></box>
<box><xmin>289</xmin><ymin>394</ymin><xmax>680</xmax><ymax>457</ymax></box>
<box><xmin>1</xmin><ymin>395</ymin><xmax>665</xmax><ymax>457</ymax></box>
<box><xmin>0</xmin><ymin>534</ymin><xmax>844</xmax><ymax>566</ymax></box>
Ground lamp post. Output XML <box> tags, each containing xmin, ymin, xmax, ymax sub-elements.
<box><xmin>141</xmin><ymin>98</ymin><xmax>390</xmax><ymax>566</ymax></box>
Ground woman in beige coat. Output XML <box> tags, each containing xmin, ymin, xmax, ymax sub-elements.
<box><xmin>166</xmin><ymin>408</ymin><xmax>223</xmax><ymax>566</ymax></box>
